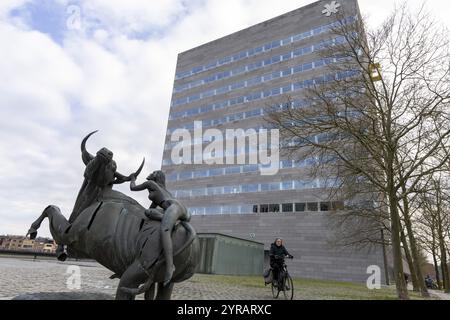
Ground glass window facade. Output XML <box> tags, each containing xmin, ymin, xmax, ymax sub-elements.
<box><xmin>171</xmin><ymin>178</ymin><xmax>330</xmax><ymax>200</ymax></box>
<box><xmin>174</xmin><ymin>17</ymin><xmax>355</xmax><ymax>80</ymax></box>
<box><xmin>295</xmin><ymin>203</ymin><xmax>306</xmax><ymax>212</ymax></box>
<box><xmin>170</xmin><ymin>56</ymin><xmax>338</xmax><ymax>110</ymax></box>
<box><xmin>163</xmin><ymin>12</ymin><xmax>358</xmax><ymax>217</ymax></box>
<box><xmin>307</xmin><ymin>203</ymin><xmax>319</xmax><ymax>212</ymax></box>
<box><xmin>166</xmin><ymin>69</ymin><xmax>359</xmax><ymax>125</ymax></box>
<box><xmin>186</xmin><ymin>200</ymin><xmax>337</xmax><ymax>216</ymax></box>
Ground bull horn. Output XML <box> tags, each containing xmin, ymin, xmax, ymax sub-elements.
<box><xmin>133</xmin><ymin>158</ymin><xmax>145</xmax><ymax>178</ymax></box>
<box><xmin>81</xmin><ymin>131</ymin><xmax>98</xmax><ymax>165</ymax></box>
<box><xmin>115</xmin><ymin>158</ymin><xmax>145</xmax><ymax>180</ymax></box>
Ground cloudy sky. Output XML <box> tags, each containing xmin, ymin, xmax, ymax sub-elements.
<box><xmin>0</xmin><ymin>0</ymin><xmax>449</xmax><ymax>238</ymax></box>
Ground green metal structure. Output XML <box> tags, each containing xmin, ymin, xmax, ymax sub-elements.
<box><xmin>197</xmin><ymin>233</ymin><xmax>264</xmax><ymax>276</ymax></box>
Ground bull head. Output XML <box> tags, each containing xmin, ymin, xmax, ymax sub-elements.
<box><xmin>81</xmin><ymin>131</ymin><xmax>145</xmax><ymax>180</ymax></box>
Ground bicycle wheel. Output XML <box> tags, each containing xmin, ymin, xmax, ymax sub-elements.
<box><xmin>271</xmin><ymin>282</ymin><xmax>280</xmax><ymax>299</ymax></box>
<box><xmin>282</xmin><ymin>274</ymin><xmax>294</xmax><ymax>300</ymax></box>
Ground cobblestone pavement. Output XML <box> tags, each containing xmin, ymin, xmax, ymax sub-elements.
<box><xmin>0</xmin><ymin>256</ymin><xmax>273</xmax><ymax>300</ymax></box>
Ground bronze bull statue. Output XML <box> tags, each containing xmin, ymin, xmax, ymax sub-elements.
<box><xmin>26</xmin><ymin>132</ymin><xmax>200</xmax><ymax>300</ymax></box>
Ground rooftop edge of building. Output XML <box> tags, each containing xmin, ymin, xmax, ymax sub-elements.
<box><xmin>177</xmin><ymin>0</ymin><xmax>358</xmax><ymax>58</ymax></box>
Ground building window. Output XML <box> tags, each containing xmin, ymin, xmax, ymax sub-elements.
<box><xmin>320</xmin><ymin>202</ymin><xmax>331</xmax><ymax>212</ymax></box>
<box><xmin>303</xmin><ymin>63</ymin><xmax>313</xmax><ymax>71</ymax></box>
<box><xmin>314</xmin><ymin>59</ymin><xmax>325</xmax><ymax>68</ymax></box>
<box><xmin>253</xmin><ymin>205</ymin><xmax>259</xmax><ymax>213</ymax></box>
<box><xmin>242</xmin><ymin>184</ymin><xmax>258</xmax><ymax>193</ymax></box>
<box><xmin>207</xmin><ymin>187</ymin><xmax>222</xmax><ymax>196</ymax></box>
<box><xmin>179</xmin><ymin>172</ymin><xmax>193</xmax><ymax>180</ymax></box>
<box><xmin>269</xmin><ymin>204</ymin><xmax>280</xmax><ymax>213</ymax></box>
<box><xmin>282</xmin><ymin>85</ymin><xmax>292</xmax><ymax>93</ymax></box>
<box><xmin>260</xmin><ymin>204</ymin><xmax>269</xmax><ymax>213</ymax></box>
<box><xmin>192</xmin><ymin>189</ymin><xmax>206</xmax><ymax>197</ymax></box>
<box><xmin>295</xmin><ymin>203</ymin><xmax>306</xmax><ymax>212</ymax></box>
<box><xmin>272</xmin><ymin>56</ymin><xmax>281</xmax><ymax>64</ymax></box>
<box><xmin>302</xmin><ymin>46</ymin><xmax>313</xmax><ymax>54</ymax></box>
<box><xmin>282</xmin><ymin>203</ymin><xmax>293</xmax><ymax>213</ymax></box>
<box><xmin>307</xmin><ymin>202</ymin><xmax>319</xmax><ymax>212</ymax></box>
<box><xmin>209</xmin><ymin>168</ymin><xmax>223</xmax><ymax>177</ymax></box>
<box><xmin>269</xmin><ymin>182</ymin><xmax>281</xmax><ymax>191</ymax></box>
<box><xmin>194</xmin><ymin>170</ymin><xmax>208</xmax><ymax>179</ymax></box>
<box><xmin>281</xmin><ymin>160</ymin><xmax>292</xmax><ymax>169</ymax></box>
<box><xmin>225</xmin><ymin>166</ymin><xmax>241</xmax><ymax>175</ymax></box>
<box><xmin>282</xmin><ymin>181</ymin><xmax>294</xmax><ymax>191</ymax></box>
<box><xmin>243</xmin><ymin>164</ymin><xmax>258</xmax><ymax>173</ymax></box>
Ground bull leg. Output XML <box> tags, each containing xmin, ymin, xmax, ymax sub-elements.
<box><xmin>144</xmin><ymin>283</ymin><xmax>156</xmax><ymax>300</ymax></box>
<box><xmin>27</xmin><ymin>206</ymin><xmax>51</xmax><ymax>239</ymax></box>
<box><xmin>27</xmin><ymin>205</ymin><xmax>71</xmax><ymax>261</ymax></box>
<box><xmin>27</xmin><ymin>205</ymin><xmax>70</xmax><ymax>244</ymax></box>
<box><xmin>116</xmin><ymin>261</ymin><xmax>148</xmax><ymax>300</ymax></box>
<box><xmin>155</xmin><ymin>282</ymin><xmax>174</xmax><ymax>300</ymax></box>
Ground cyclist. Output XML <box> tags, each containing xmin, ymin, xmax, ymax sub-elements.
<box><xmin>269</xmin><ymin>238</ymin><xmax>293</xmax><ymax>287</ymax></box>
<box><xmin>425</xmin><ymin>275</ymin><xmax>436</xmax><ymax>289</ymax></box>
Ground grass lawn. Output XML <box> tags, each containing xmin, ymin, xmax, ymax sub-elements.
<box><xmin>194</xmin><ymin>274</ymin><xmax>439</xmax><ymax>300</ymax></box>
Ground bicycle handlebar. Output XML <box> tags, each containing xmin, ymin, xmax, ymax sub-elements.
<box><xmin>273</xmin><ymin>254</ymin><xmax>294</xmax><ymax>260</ymax></box>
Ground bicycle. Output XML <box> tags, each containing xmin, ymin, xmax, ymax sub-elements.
<box><xmin>270</xmin><ymin>255</ymin><xmax>294</xmax><ymax>300</ymax></box>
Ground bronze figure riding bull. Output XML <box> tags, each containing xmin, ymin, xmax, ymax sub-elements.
<box><xmin>26</xmin><ymin>132</ymin><xmax>199</xmax><ymax>300</ymax></box>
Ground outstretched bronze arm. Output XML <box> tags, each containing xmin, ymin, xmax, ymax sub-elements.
<box><xmin>130</xmin><ymin>175</ymin><xmax>153</xmax><ymax>191</ymax></box>
<box><xmin>130</xmin><ymin>177</ymin><xmax>159</xmax><ymax>209</ymax></box>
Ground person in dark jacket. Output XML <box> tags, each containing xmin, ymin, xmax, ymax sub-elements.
<box><xmin>269</xmin><ymin>238</ymin><xmax>293</xmax><ymax>286</ymax></box>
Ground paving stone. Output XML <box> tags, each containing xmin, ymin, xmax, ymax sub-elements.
<box><xmin>0</xmin><ymin>257</ymin><xmax>273</xmax><ymax>300</ymax></box>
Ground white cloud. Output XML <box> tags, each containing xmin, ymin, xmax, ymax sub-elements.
<box><xmin>0</xmin><ymin>25</ymin><xmax>80</xmax><ymax>123</ymax></box>
<box><xmin>66</xmin><ymin>0</ymin><xmax>189</xmax><ymax>36</ymax></box>
<box><xmin>0</xmin><ymin>0</ymin><xmax>29</xmax><ymax>18</ymax></box>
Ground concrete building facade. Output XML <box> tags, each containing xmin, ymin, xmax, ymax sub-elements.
<box><xmin>161</xmin><ymin>0</ymin><xmax>386</xmax><ymax>283</ymax></box>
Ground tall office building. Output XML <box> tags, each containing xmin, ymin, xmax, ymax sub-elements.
<box><xmin>162</xmin><ymin>0</ymin><xmax>387</xmax><ymax>282</ymax></box>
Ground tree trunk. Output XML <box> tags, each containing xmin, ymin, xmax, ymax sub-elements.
<box><xmin>399</xmin><ymin>185</ymin><xmax>430</xmax><ymax>297</ymax></box>
<box><xmin>430</xmin><ymin>222</ymin><xmax>442</xmax><ymax>290</ymax></box>
<box><xmin>432</xmin><ymin>251</ymin><xmax>442</xmax><ymax>290</ymax></box>
<box><xmin>381</xmin><ymin>229</ymin><xmax>390</xmax><ymax>286</ymax></box>
<box><xmin>439</xmin><ymin>252</ymin><xmax>450</xmax><ymax>292</ymax></box>
<box><xmin>447</xmin><ymin>264</ymin><xmax>450</xmax><ymax>293</ymax></box>
<box><xmin>441</xmin><ymin>262</ymin><xmax>448</xmax><ymax>291</ymax></box>
<box><xmin>401</xmin><ymin>210</ymin><xmax>430</xmax><ymax>296</ymax></box>
<box><xmin>435</xmin><ymin>186</ymin><xmax>450</xmax><ymax>293</ymax></box>
<box><xmin>400</xmin><ymin>227</ymin><xmax>419</xmax><ymax>291</ymax></box>
<box><xmin>388</xmin><ymin>189</ymin><xmax>409</xmax><ymax>299</ymax></box>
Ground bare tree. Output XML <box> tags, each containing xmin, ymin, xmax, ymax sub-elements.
<box><xmin>396</xmin><ymin>162</ymin><xmax>431</xmax><ymax>295</ymax></box>
<box><xmin>416</xmin><ymin>209</ymin><xmax>443</xmax><ymax>290</ymax></box>
<box><xmin>418</xmin><ymin>176</ymin><xmax>450</xmax><ymax>292</ymax></box>
<box><xmin>267</xmin><ymin>3</ymin><xmax>450</xmax><ymax>299</ymax></box>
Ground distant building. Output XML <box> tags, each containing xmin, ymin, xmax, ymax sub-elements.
<box><xmin>21</xmin><ymin>239</ymin><xmax>35</xmax><ymax>250</ymax></box>
<box><xmin>32</xmin><ymin>240</ymin><xmax>45</xmax><ymax>252</ymax></box>
<box><xmin>0</xmin><ymin>235</ymin><xmax>56</xmax><ymax>253</ymax></box>
<box><xmin>42</xmin><ymin>241</ymin><xmax>57</xmax><ymax>254</ymax></box>
<box><xmin>0</xmin><ymin>235</ymin><xmax>25</xmax><ymax>251</ymax></box>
